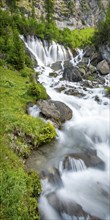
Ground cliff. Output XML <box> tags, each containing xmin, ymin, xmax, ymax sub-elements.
<box><xmin>0</xmin><ymin>0</ymin><xmax>108</xmax><ymax>29</ymax></box>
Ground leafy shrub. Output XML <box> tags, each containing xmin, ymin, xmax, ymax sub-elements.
<box><xmin>6</xmin><ymin>28</ymin><xmax>25</xmax><ymax>70</ymax></box>
<box><xmin>28</xmin><ymin>82</ymin><xmax>48</xmax><ymax>100</ymax></box>
<box><xmin>20</xmin><ymin>66</ymin><xmax>34</xmax><ymax>78</ymax></box>
<box><xmin>25</xmin><ymin>54</ymin><xmax>34</xmax><ymax>68</ymax></box>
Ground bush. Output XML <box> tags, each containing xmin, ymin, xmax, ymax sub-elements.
<box><xmin>20</xmin><ymin>67</ymin><xmax>34</xmax><ymax>78</ymax></box>
<box><xmin>28</xmin><ymin>82</ymin><xmax>48</xmax><ymax>100</ymax></box>
<box><xmin>6</xmin><ymin>29</ymin><xmax>25</xmax><ymax>70</ymax></box>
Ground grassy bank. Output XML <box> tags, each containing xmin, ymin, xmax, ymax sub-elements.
<box><xmin>0</xmin><ymin>66</ymin><xmax>56</xmax><ymax>219</ymax></box>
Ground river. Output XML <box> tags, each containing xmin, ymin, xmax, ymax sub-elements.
<box><xmin>23</xmin><ymin>36</ymin><xmax>110</xmax><ymax>220</ymax></box>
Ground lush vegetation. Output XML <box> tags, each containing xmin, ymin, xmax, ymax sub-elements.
<box><xmin>0</xmin><ymin>1</ymin><xmax>109</xmax><ymax>219</ymax></box>
<box><xmin>0</xmin><ymin>66</ymin><xmax>56</xmax><ymax>157</ymax></box>
<box><xmin>0</xmin><ymin>66</ymin><xmax>56</xmax><ymax>219</ymax></box>
<box><xmin>0</xmin><ymin>143</ymin><xmax>41</xmax><ymax>219</ymax></box>
<box><xmin>0</xmin><ymin>8</ymin><xmax>94</xmax><ymax>61</ymax></box>
<box><xmin>94</xmin><ymin>1</ymin><xmax>110</xmax><ymax>45</ymax></box>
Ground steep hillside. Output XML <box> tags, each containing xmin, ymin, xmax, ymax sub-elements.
<box><xmin>0</xmin><ymin>0</ymin><xmax>108</xmax><ymax>29</ymax></box>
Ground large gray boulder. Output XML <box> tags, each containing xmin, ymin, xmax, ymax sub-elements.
<box><xmin>62</xmin><ymin>150</ymin><xmax>105</xmax><ymax>170</ymax></box>
<box><xmin>63</xmin><ymin>62</ymin><xmax>82</xmax><ymax>82</ymax></box>
<box><xmin>97</xmin><ymin>60</ymin><xmax>110</xmax><ymax>75</ymax></box>
<box><xmin>84</xmin><ymin>46</ymin><xmax>102</xmax><ymax>66</ymax></box>
<box><xmin>37</xmin><ymin>100</ymin><xmax>72</xmax><ymax>128</ymax></box>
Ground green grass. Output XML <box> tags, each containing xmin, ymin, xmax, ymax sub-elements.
<box><xmin>0</xmin><ymin>66</ymin><xmax>56</xmax><ymax>219</ymax></box>
<box><xmin>0</xmin><ymin>67</ymin><xmax>56</xmax><ymax>153</ymax></box>
<box><xmin>0</xmin><ymin>138</ymin><xmax>41</xmax><ymax>220</ymax></box>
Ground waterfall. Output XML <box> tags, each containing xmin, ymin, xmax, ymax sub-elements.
<box><xmin>21</xmin><ymin>35</ymin><xmax>73</xmax><ymax>66</ymax></box>
<box><xmin>59</xmin><ymin>157</ymin><xmax>86</xmax><ymax>173</ymax></box>
<box><xmin>23</xmin><ymin>36</ymin><xmax>110</xmax><ymax>220</ymax></box>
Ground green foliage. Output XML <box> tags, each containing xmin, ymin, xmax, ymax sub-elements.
<box><xmin>94</xmin><ymin>2</ymin><xmax>110</xmax><ymax>45</ymax></box>
<box><xmin>0</xmin><ymin>65</ymin><xmax>56</xmax><ymax>220</ymax></box>
<box><xmin>59</xmin><ymin>27</ymin><xmax>94</xmax><ymax>49</ymax></box>
<box><xmin>105</xmin><ymin>86</ymin><xmax>110</xmax><ymax>94</ymax></box>
<box><xmin>0</xmin><ymin>10</ymin><xmax>25</xmax><ymax>70</ymax></box>
<box><xmin>27</xmin><ymin>82</ymin><xmax>48</xmax><ymax>100</ymax></box>
<box><xmin>0</xmin><ymin>140</ymin><xmax>41</xmax><ymax>220</ymax></box>
<box><xmin>87</xmin><ymin>75</ymin><xmax>94</xmax><ymax>81</ymax></box>
<box><xmin>20</xmin><ymin>66</ymin><xmax>34</xmax><ymax>77</ymax></box>
<box><xmin>0</xmin><ymin>67</ymin><xmax>56</xmax><ymax>148</ymax></box>
<box><xmin>6</xmin><ymin>28</ymin><xmax>25</xmax><ymax>70</ymax></box>
<box><xmin>0</xmin><ymin>9</ymin><xmax>94</xmax><ymax>54</ymax></box>
<box><xmin>45</xmin><ymin>0</ymin><xmax>55</xmax><ymax>23</ymax></box>
<box><xmin>25</xmin><ymin>54</ymin><xmax>34</xmax><ymax>68</ymax></box>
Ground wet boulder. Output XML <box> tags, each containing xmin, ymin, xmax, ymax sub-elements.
<box><xmin>84</xmin><ymin>46</ymin><xmax>102</xmax><ymax>66</ymax></box>
<box><xmin>47</xmin><ymin>192</ymin><xmax>87</xmax><ymax>217</ymax></box>
<box><xmin>51</xmin><ymin>61</ymin><xmax>62</xmax><ymax>71</ymax></box>
<box><xmin>37</xmin><ymin>100</ymin><xmax>72</xmax><ymax>128</ymax></box>
<box><xmin>64</xmin><ymin>88</ymin><xmax>85</xmax><ymax>98</ymax></box>
<box><xmin>63</xmin><ymin>62</ymin><xmax>82</xmax><ymax>82</ymax></box>
<box><xmin>68</xmin><ymin>149</ymin><xmax>105</xmax><ymax>169</ymax></box>
<box><xmin>97</xmin><ymin>60</ymin><xmax>110</xmax><ymax>75</ymax></box>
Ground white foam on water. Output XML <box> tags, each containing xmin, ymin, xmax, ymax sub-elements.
<box><xmin>22</xmin><ymin>36</ymin><xmax>110</xmax><ymax>220</ymax></box>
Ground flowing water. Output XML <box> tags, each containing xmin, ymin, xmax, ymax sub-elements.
<box><xmin>23</xmin><ymin>36</ymin><xmax>110</xmax><ymax>220</ymax></box>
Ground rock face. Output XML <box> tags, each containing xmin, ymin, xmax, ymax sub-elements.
<box><xmin>83</xmin><ymin>46</ymin><xmax>102</xmax><ymax>66</ymax></box>
<box><xmin>54</xmin><ymin>0</ymin><xmax>106</xmax><ymax>30</ymax></box>
<box><xmin>37</xmin><ymin>100</ymin><xmax>72</xmax><ymax>128</ymax></box>
<box><xmin>97</xmin><ymin>60</ymin><xmax>110</xmax><ymax>75</ymax></box>
<box><xmin>1</xmin><ymin>0</ymin><xmax>107</xmax><ymax>30</ymax></box>
<box><xmin>99</xmin><ymin>44</ymin><xmax>110</xmax><ymax>64</ymax></box>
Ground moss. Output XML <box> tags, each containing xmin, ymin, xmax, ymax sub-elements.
<box><xmin>87</xmin><ymin>75</ymin><xmax>94</xmax><ymax>81</ymax></box>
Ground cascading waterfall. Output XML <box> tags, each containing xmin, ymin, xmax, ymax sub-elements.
<box><xmin>59</xmin><ymin>157</ymin><xmax>86</xmax><ymax>173</ymax></box>
<box><xmin>23</xmin><ymin>36</ymin><xmax>110</xmax><ymax>220</ymax></box>
<box><xmin>21</xmin><ymin>35</ymin><xmax>73</xmax><ymax>66</ymax></box>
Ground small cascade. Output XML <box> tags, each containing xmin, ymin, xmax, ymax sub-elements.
<box><xmin>61</xmin><ymin>213</ymin><xmax>90</xmax><ymax>220</ymax></box>
<box><xmin>28</xmin><ymin>105</ymin><xmax>40</xmax><ymax>117</ymax></box>
<box><xmin>59</xmin><ymin>157</ymin><xmax>86</xmax><ymax>173</ymax></box>
<box><xmin>22</xmin><ymin>35</ymin><xmax>73</xmax><ymax>66</ymax></box>
<box><xmin>66</xmin><ymin>157</ymin><xmax>86</xmax><ymax>171</ymax></box>
<box><xmin>70</xmin><ymin>48</ymin><xmax>83</xmax><ymax>66</ymax></box>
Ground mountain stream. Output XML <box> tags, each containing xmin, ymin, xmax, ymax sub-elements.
<box><xmin>23</xmin><ymin>36</ymin><xmax>110</xmax><ymax>220</ymax></box>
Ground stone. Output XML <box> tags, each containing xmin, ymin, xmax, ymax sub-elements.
<box><xmin>64</xmin><ymin>88</ymin><xmax>85</xmax><ymax>98</ymax></box>
<box><xmin>51</xmin><ymin>61</ymin><xmax>62</xmax><ymax>71</ymax></box>
<box><xmin>65</xmin><ymin>150</ymin><xmax>105</xmax><ymax>169</ymax></box>
<box><xmin>37</xmin><ymin>100</ymin><xmax>72</xmax><ymax>128</ymax></box>
<box><xmin>97</xmin><ymin>60</ymin><xmax>110</xmax><ymax>75</ymax></box>
<box><xmin>99</xmin><ymin>44</ymin><xmax>110</xmax><ymax>64</ymax></box>
<box><xmin>63</xmin><ymin>62</ymin><xmax>82</xmax><ymax>82</ymax></box>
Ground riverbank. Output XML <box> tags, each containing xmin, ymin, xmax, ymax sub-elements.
<box><xmin>0</xmin><ymin>66</ymin><xmax>56</xmax><ymax>219</ymax></box>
